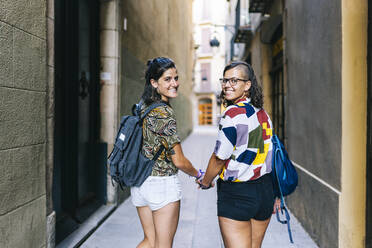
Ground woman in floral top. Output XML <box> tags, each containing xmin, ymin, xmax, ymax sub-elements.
<box><xmin>141</xmin><ymin>103</ymin><xmax>180</xmax><ymax>177</ymax></box>
<box><xmin>130</xmin><ymin>57</ymin><xmax>201</xmax><ymax>248</ymax></box>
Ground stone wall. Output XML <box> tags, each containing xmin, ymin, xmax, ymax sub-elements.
<box><xmin>0</xmin><ymin>0</ymin><xmax>48</xmax><ymax>247</ymax></box>
<box><xmin>120</xmin><ymin>0</ymin><xmax>194</xmax><ymax>139</ymax></box>
<box><xmin>46</xmin><ymin>0</ymin><xmax>55</xmax><ymax>246</ymax></box>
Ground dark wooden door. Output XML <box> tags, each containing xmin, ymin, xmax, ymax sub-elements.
<box><xmin>53</xmin><ymin>0</ymin><xmax>104</xmax><ymax>243</ymax></box>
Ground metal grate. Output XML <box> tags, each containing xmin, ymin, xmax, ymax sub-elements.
<box><xmin>234</xmin><ymin>27</ymin><xmax>253</xmax><ymax>43</ymax></box>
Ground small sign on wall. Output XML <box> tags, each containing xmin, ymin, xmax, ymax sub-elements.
<box><xmin>100</xmin><ymin>72</ymin><xmax>112</xmax><ymax>81</ymax></box>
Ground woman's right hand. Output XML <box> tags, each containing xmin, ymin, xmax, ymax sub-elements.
<box><xmin>273</xmin><ymin>198</ymin><xmax>281</xmax><ymax>214</ymax></box>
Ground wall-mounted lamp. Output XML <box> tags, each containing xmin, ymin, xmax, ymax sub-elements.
<box><xmin>209</xmin><ymin>36</ymin><xmax>220</xmax><ymax>48</ymax></box>
<box><xmin>209</xmin><ymin>24</ymin><xmax>235</xmax><ymax>48</ymax></box>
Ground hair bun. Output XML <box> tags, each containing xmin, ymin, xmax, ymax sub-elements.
<box><xmin>146</xmin><ymin>59</ymin><xmax>153</xmax><ymax>66</ymax></box>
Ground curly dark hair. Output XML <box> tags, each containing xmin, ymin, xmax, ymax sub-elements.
<box><xmin>220</xmin><ymin>61</ymin><xmax>263</xmax><ymax>109</ymax></box>
<box><xmin>141</xmin><ymin>57</ymin><xmax>176</xmax><ymax>105</ymax></box>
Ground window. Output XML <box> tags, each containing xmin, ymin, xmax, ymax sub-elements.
<box><xmin>202</xmin><ymin>0</ymin><xmax>211</xmax><ymax>21</ymax></box>
<box><xmin>201</xmin><ymin>28</ymin><xmax>212</xmax><ymax>54</ymax></box>
<box><xmin>200</xmin><ymin>63</ymin><xmax>211</xmax><ymax>91</ymax></box>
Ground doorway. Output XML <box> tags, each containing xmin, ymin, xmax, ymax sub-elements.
<box><xmin>53</xmin><ymin>0</ymin><xmax>106</xmax><ymax>244</ymax></box>
<box><xmin>198</xmin><ymin>98</ymin><xmax>213</xmax><ymax>125</ymax></box>
<box><xmin>270</xmin><ymin>24</ymin><xmax>285</xmax><ymax>143</ymax></box>
<box><xmin>271</xmin><ymin>66</ymin><xmax>284</xmax><ymax>141</ymax></box>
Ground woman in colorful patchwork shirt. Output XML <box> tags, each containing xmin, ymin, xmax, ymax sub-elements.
<box><xmin>198</xmin><ymin>61</ymin><xmax>280</xmax><ymax>248</ymax></box>
<box><xmin>130</xmin><ymin>57</ymin><xmax>202</xmax><ymax>248</ymax></box>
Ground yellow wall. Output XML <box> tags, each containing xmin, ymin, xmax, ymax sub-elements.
<box><xmin>249</xmin><ymin>34</ymin><xmax>273</xmax><ymax>116</ymax></box>
<box><xmin>261</xmin><ymin>44</ymin><xmax>273</xmax><ymax>117</ymax></box>
<box><xmin>339</xmin><ymin>0</ymin><xmax>368</xmax><ymax>247</ymax></box>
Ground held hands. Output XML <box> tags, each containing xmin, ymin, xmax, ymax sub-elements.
<box><xmin>197</xmin><ymin>179</ymin><xmax>215</xmax><ymax>190</ymax></box>
<box><xmin>194</xmin><ymin>169</ymin><xmax>214</xmax><ymax>190</ymax></box>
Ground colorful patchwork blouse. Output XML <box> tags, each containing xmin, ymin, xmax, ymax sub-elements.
<box><xmin>214</xmin><ymin>98</ymin><xmax>273</xmax><ymax>182</ymax></box>
<box><xmin>141</xmin><ymin>103</ymin><xmax>181</xmax><ymax>176</ymax></box>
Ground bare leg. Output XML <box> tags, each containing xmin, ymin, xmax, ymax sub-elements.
<box><xmin>251</xmin><ymin>217</ymin><xmax>271</xmax><ymax>248</ymax></box>
<box><xmin>136</xmin><ymin>206</ymin><xmax>155</xmax><ymax>248</ymax></box>
<box><xmin>218</xmin><ymin>216</ymin><xmax>252</xmax><ymax>248</ymax></box>
<box><xmin>152</xmin><ymin>201</ymin><xmax>180</xmax><ymax>248</ymax></box>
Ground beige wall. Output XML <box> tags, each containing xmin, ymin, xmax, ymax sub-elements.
<box><xmin>339</xmin><ymin>0</ymin><xmax>368</xmax><ymax>247</ymax></box>
<box><xmin>0</xmin><ymin>0</ymin><xmax>48</xmax><ymax>247</ymax></box>
<box><xmin>120</xmin><ymin>0</ymin><xmax>194</xmax><ymax>139</ymax></box>
<box><xmin>100</xmin><ymin>0</ymin><xmax>122</xmax><ymax>204</ymax></box>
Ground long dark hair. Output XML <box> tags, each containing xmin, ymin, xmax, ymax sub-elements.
<box><xmin>220</xmin><ymin>61</ymin><xmax>263</xmax><ymax>109</ymax></box>
<box><xmin>141</xmin><ymin>57</ymin><xmax>176</xmax><ymax>105</ymax></box>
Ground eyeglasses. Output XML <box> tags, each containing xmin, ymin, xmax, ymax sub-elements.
<box><xmin>219</xmin><ymin>77</ymin><xmax>249</xmax><ymax>86</ymax></box>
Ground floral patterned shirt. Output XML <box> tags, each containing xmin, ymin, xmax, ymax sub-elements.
<box><xmin>141</xmin><ymin>103</ymin><xmax>181</xmax><ymax>176</ymax></box>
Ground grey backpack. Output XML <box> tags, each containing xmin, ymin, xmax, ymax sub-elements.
<box><xmin>108</xmin><ymin>101</ymin><xmax>167</xmax><ymax>189</ymax></box>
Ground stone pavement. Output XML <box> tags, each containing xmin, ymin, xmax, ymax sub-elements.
<box><xmin>81</xmin><ymin>127</ymin><xmax>318</xmax><ymax>248</ymax></box>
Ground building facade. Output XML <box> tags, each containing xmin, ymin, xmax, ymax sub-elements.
<box><xmin>0</xmin><ymin>0</ymin><xmax>194</xmax><ymax>247</ymax></box>
<box><xmin>192</xmin><ymin>0</ymin><xmax>228</xmax><ymax>127</ymax></box>
<box><xmin>226</xmin><ymin>0</ymin><xmax>370</xmax><ymax>247</ymax></box>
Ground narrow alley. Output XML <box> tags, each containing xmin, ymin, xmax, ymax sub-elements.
<box><xmin>80</xmin><ymin>128</ymin><xmax>317</xmax><ymax>248</ymax></box>
<box><xmin>1</xmin><ymin>0</ymin><xmax>370</xmax><ymax>247</ymax></box>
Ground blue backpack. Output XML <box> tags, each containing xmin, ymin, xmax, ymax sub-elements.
<box><xmin>271</xmin><ymin>134</ymin><xmax>298</xmax><ymax>243</ymax></box>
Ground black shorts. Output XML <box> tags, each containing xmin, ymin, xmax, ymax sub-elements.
<box><xmin>217</xmin><ymin>173</ymin><xmax>275</xmax><ymax>221</ymax></box>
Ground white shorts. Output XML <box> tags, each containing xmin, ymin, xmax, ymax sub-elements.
<box><xmin>130</xmin><ymin>175</ymin><xmax>182</xmax><ymax>211</ymax></box>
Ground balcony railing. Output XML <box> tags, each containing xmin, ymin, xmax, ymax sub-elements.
<box><xmin>233</xmin><ymin>0</ymin><xmax>253</xmax><ymax>43</ymax></box>
<box><xmin>249</xmin><ymin>0</ymin><xmax>273</xmax><ymax>14</ymax></box>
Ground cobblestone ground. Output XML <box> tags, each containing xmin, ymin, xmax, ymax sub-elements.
<box><xmin>81</xmin><ymin>127</ymin><xmax>318</xmax><ymax>248</ymax></box>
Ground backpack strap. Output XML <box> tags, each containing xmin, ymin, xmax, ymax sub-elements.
<box><xmin>140</xmin><ymin>102</ymin><xmax>168</xmax><ymax>120</ymax></box>
<box><xmin>272</xmin><ymin>134</ymin><xmax>294</xmax><ymax>244</ymax></box>
<box><xmin>273</xmin><ymin>134</ymin><xmax>286</xmax><ymax>162</ymax></box>
<box><xmin>275</xmin><ymin>203</ymin><xmax>294</xmax><ymax>243</ymax></box>
<box><xmin>153</xmin><ymin>145</ymin><xmax>165</xmax><ymax>161</ymax></box>
<box><xmin>141</xmin><ymin>102</ymin><xmax>168</xmax><ymax>161</ymax></box>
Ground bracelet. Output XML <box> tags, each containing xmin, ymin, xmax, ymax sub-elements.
<box><xmin>196</xmin><ymin>169</ymin><xmax>205</xmax><ymax>180</ymax></box>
